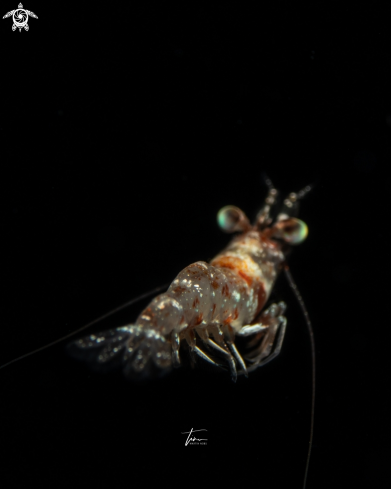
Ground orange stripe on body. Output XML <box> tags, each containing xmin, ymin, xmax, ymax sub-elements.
<box><xmin>212</xmin><ymin>255</ymin><xmax>267</xmax><ymax>317</ymax></box>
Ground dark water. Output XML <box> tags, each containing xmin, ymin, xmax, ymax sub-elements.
<box><xmin>1</xmin><ymin>4</ymin><xmax>390</xmax><ymax>489</ymax></box>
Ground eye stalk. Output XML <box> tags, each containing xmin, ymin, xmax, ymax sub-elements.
<box><xmin>271</xmin><ymin>218</ymin><xmax>308</xmax><ymax>245</ymax></box>
<box><xmin>217</xmin><ymin>206</ymin><xmax>251</xmax><ymax>233</ymax></box>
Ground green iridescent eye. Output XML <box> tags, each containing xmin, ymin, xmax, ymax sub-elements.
<box><xmin>217</xmin><ymin>206</ymin><xmax>250</xmax><ymax>233</ymax></box>
<box><xmin>273</xmin><ymin>218</ymin><xmax>308</xmax><ymax>244</ymax></box>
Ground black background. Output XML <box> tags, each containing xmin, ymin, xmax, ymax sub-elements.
<box><xmin>1</xmin><ymin>3</ymin><xmax>390</xmax><ymax>488</ymax></box>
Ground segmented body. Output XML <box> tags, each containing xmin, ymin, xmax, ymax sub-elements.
<box><xmin>0</xmin><ymin>181</ymin><xmax>314</xmax><ymax>489</ymax></box>
<box><xmin>141</xmin><ymin>232</ymin><xmax>283</xmax><ymax>336</ymax></box>
<box><xmin>72</xmin><ymin>184</ymin><xmax>309</xmax><ymax>379</ymax></box>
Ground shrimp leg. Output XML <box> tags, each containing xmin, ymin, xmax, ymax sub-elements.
<box><xmin>180</xmin><ymin>329</ymin><xmax>224</xmax><ymax>370</ymax></box>
<box><xmin>171</xmin><ymin>331</ymin><xmax>181</xmax><ymax>367</ymax></box>
<box><xmin>225</xmin><ymin>339</ymin><xmax>248</xmax><ymax>377</ymax></box>
<box><xmin>245</xmin><ymin>316</ymin><xmax>287</xmax><ymax>374</ymax></box>
<box><xmin>193</xmin><ymin>345</ymin><xmax>224</xmax><ymax>369</ymax></box>
<box><xmin>239</xmin><ymin>302</ymin><xmax>287</xmax><ymax>374</ymax></box>
<box><xmin>196</xmin><ymin>327</ymin><xmax>238</xmax><ymax>382</ymax></box>
<box><xmin>237</xmin><ymin>324</ymin><xmax>269</xmax><ymax>336</ymax></box>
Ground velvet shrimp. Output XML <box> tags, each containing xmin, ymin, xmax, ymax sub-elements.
<box><xmin>0</xmin><ymin>177</ymin><xmax>316</xmax><ymax>489</ymax></box>
<box><xmin>66</xmin><ymin>179</ymin><xmax>313</xmax><ymax>383</ymax></box>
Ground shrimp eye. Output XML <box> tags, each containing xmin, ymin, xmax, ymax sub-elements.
<box><xmin>217</xmin><ymin>206</ymin><xmax>250</xmax><ymax>233</ymax></box>
<box><xmin>272</xmin><ymin>218</ymin><xmax>308</xmax><ymax>244</ymax></box>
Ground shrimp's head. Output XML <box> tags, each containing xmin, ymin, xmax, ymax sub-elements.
<box><xmin>217</xmin><ymin>181</ymin><xmax>311</xmax><ymax>247</ymax></box>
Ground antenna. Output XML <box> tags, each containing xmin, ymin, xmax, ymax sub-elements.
<box><xmin>0</xmin><ymin>283</ymin><xmax>169</xmax><ymax>371</ymax></box>
<box><xmin>284</xmin><ymin>265</ymin><xmax>315</xmax><ymax>489</ymax></box>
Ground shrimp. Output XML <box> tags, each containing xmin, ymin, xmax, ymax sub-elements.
<box><xmin>69</xmin><ymin>178</ymin><xmax>312</xmax><ymax>383</ymax></box>
<box><xmin>0</xmin><ymin>177</ymin><xmax>315</xmax><ymax>489</ymax></box>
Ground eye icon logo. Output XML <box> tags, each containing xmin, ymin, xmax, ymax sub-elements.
<box><xmin>3</xmin><ymin>3</ymin><xmax>38</xmax><ymax>32</ymax></box>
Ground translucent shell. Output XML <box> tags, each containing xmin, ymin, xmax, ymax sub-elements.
<box><xmin>217</xmin><ymin>206</ymin><xmax>250</xmax><ymax>233</ymax></box>
<box><xmin>272</xmin><ymin>218</ymin><xmax>308</xmax><ymax>244</ymax></box>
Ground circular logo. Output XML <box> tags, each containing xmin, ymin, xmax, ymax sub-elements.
<box><xmin>12</xmin><ymin>8</ymin><xmax>28</xmax><ymax>29</ymax></box>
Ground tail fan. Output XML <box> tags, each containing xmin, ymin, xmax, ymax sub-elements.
<box><xmin>68</xmin><ymin>326</ymin><xmax>172</xmax><ymax>380</ymax></box>
<box><xmin>0</xmin><ymin>283</ymin><xmax>170</xmax><ymax>373</ymax></box>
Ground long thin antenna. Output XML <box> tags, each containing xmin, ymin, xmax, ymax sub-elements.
<box><xmin>284</xmin><ymin>265</ymin><xmax>315</xmax><ymax>489</ymax></box>
<box><xmin>0</xmin><ymin>283</ymin><xmax>169</xmax><ymax>372</ymax></box>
